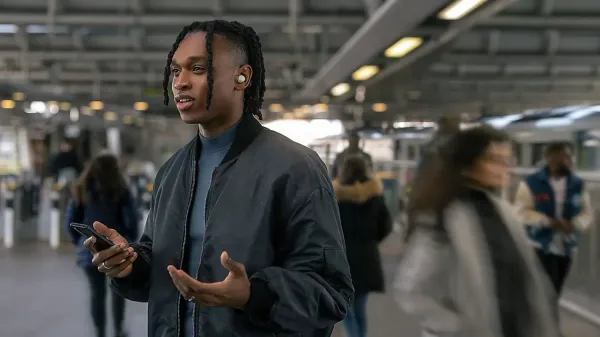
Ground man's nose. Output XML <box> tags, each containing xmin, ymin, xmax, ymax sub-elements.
<box><xmin>173</xmin><ymin>74</ymin><xmax>191</xmax><ymax>91</ymax></box>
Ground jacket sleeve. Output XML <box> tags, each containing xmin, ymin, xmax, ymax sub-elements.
<box><xmin>573</xmin><ymin>186</ymin><xmax>593</xmax><ymax>231</ymax></box>
<box><xmin>244</xmin><ymin>187</ymin><xmax>354</xmax><ymax>333</ymax></box>
<box><xmin>110</xmin><ymin>173</ymin><xmax>163</xmax><ymax>302</ymax></box>
<box><xmin>394</xmin><ymin>214</ymin><xmax>462</xmax><ymax>334</ymax></box>
<box><xmin>514</xmin><ymin>181</ymin><xmax>552</xmax><ymax>227</ymax></box>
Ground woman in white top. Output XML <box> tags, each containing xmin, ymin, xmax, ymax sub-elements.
<box><xmin>394</xmin><ymin>126</ymin><xmax>560</xmax><ymax>337</ymax></box>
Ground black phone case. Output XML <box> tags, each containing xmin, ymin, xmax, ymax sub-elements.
<box><xmin>70</xmin><ymin>223</ymin><xmax>115</xmax><ymax>250</ymax></box>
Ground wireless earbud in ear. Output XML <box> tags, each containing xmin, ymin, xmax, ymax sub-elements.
<box><xmin>236</xmin><ymin>75</ymin><xmax>246</xmax><ymax>84</ymax></box>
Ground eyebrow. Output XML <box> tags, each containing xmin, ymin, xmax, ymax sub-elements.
<box><xmin>171</xmin><ymin>55</ymin><xmax>208</xmax><ymax>66</ymax></box>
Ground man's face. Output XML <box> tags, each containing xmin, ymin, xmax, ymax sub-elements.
<box><xmin>170</xmin><ymin>31</ymin><xmax>250</xmax><ymax>125</ymax></box>
<box><xmin>547</xmin><ymin>147</ymin><xmax>573</xmax><ymax>176</ymax></box>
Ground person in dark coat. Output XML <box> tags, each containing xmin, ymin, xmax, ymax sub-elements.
<box><xmin>333</xmin><ymin>154</ymin><xmax>392</xmax><ymax>337</ymax></box>
<box><xmin>81</xmin><ymin>19</ymin><xmax>353</xmax><ymax>337</ymax></box>
<box><xmin>65</xmin><ymin>153</ymin><xmax>139</xmax><ymax>337</ymax></box>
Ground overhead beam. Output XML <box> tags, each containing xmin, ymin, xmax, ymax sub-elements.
<box><xmin>296</xmin><ymin>0</ymin><xmax>449</xmax><ymax>101</ymax></box>
<box><xmin>0</xmin><ymin>50</ymin><xmax>329</xmax><ymax>67</ymax></box>
<box><xmin>421</xmin><ymin>75</ymin><xmax>600</xmax><ymax>86</ymax></box>
<box><xmin>46</xmin><ymin>0</ymin><xmax>59</xmax><ymax>46</ymax></box>
<box><xmin>332</xmin><ymin>0</ymin><xmax>519</xmax><ymax>102</ymax></box>
<box><xmin>130</xmin><ymin>0</ymin><xmax>144</xmax><ymax>13</ymax></box>
<box><xmin>14</xmin><ymin>26</ymin><xmax>29</xmax><ymax>81</ymax></box>
<box><xmin>363</xmin><ymin>0</ymin><xmax>382</xmax><ymax>17</ymax></box>
<box><xmin>481</xmin><ymin>15</ymin><xmax>600</xmax><ymax>29</ymax></box>
<box><xmin>2</xmin><ymin>70</ymin><xmax>303</xmax><ymax>87</ymax></box>
<box><xmin>0</xmin><ymin>13</ymin><xmax>363</xmax><ymax>26</ymax></box>
<box><xmin>438</xmin><ymin>53</ymin><xmax>600</xmax><ymax>66</ymax></box>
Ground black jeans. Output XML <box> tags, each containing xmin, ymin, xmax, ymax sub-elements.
<box><xmin>84</xmin><ymin>267</ymin><xmax>126</xmax><ymax>337</ymax></box>
<box><xmin>535</xmin><ymin>249</ymin><xmax>572</xmax><ymax>296</ymax></box>
<box><xmin>535</xmin><ymin>248</ymin><xmax>572</xmax><ymax>323</ymax></box>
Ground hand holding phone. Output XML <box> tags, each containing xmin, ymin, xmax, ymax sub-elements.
<box><xmin>80</xmin><ymin>221</ymin><xmax>138</xmax><ymax>278</ymax></box>
<box><xmin>70</xmin><ymin>222</ymin><xmax>115</xmax><ymax>250</ymax></box>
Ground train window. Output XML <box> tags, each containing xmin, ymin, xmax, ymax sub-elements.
<box><xmin>531</xmin><ymin>143</ymin><xmax>545</xmax><ymax>167</ymax></box>
<box><xmin>407</xmin><ymin>144</ymin><xmax>416</xmax><ymax>160</ymax></box>
<box><xmin>512</xmin><ymin>142</ymin><xmax>522</xmax><ymax>166</ymax></box>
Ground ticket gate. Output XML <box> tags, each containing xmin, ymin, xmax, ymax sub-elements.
<box><xmin>2</xmin><ymin>174</ymin><xmax>42</xmax><ymax>248</ymax></box>
<box><xmin>49</xmin><ymin>183</ymin><xmax>74</xmax><ymax>249</ymax></box>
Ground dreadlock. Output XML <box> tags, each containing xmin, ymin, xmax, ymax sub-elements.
<box><xmin>162</xmin><ymin>20</ymin><xmax>266</xmax><ymax>120</ymax></box>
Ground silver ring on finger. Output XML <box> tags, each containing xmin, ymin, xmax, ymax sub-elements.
<box><xmin>102</xmin><ymin>262</ymin><xmax>114</xmax><ymax>270</ymax></box>
<box><xmin>188</xmin><ymin>296</ymin><xmax>195</xmax><ymax>302</ymax></box>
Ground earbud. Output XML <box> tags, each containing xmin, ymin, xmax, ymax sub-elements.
<box><xmin>236</xmin><ymin>75</ymin><xmax>246</xmax><ymax>84</ymax></box>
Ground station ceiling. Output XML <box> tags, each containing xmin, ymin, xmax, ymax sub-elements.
<box><xmin>0</xmin><ymin>0</ymin><xmax>598</xmax><ymax>122</ymax></box>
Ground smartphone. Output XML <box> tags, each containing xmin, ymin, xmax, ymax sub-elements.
<box><xmin>70</xmin><ymin>222</ymin><xmax>115</xmax><ymax>251</ymax></box>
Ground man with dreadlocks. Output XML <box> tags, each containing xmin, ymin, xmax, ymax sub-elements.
<box><xmin>84</xmin><ymin>20</ymin><xmax>353</xmax><ymax>337</ymax></box>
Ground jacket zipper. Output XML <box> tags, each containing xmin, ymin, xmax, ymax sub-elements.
<box><xmin>192</xmin><ymin>168</ymin><xmax>218</xmax><ymax>337</ymax></box>
<box><xmin>176</xmin><ymin>157</ymin><xmax>198</xmax><ymax>337</ymax></box>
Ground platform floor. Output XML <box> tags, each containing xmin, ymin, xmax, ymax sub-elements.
<box><xmin>1</xmin><ymin>236</ymin><xmax>599</xmax><ymax>337</ymax></box>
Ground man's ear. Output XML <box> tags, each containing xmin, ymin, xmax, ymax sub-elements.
<box><xmin>234</xmin><ymin>65</ymin><xmax>253</xmax><ymax>91</ymax></box>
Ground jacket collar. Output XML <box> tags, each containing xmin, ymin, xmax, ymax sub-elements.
<box><xmin>193</xmin><ymin>113</ymin><xmax>264</xmax><ymax>164</ymax></box>
<box><xmin>537</xmin><ymin>166</ymin><xmax>572</xmax><ymax>182</ymax></box>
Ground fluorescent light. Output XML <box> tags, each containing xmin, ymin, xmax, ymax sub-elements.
<box><xmin>30</xmin><ymin>101</ymin><xmax>47</xmax><ymax>113</ymax></box>
<box><xmin>438</xmin><ymin>0</ymin><xmax>488</xmax><ymax>20</ymax></box>
<box><xmin>59</xmin><ymin>102</ymin><xmax>71</xmax><ymax>111</ymax></box>
<box><xmin>104</xmin><ymin>111</ymin><xmax>117</xmax><ymax>121</ymax></box>
<box><xmin>269</xmin><ymin>103</ymin><xmax>284</xmax><ymax>113</ymax></box>
<box><xmin>12</xmin><ymin>92</ymin><xmax>25</xmax><ymax>101</ymax></box>
<box><xmin>384</xmin><ymin>37</ymin><xmax>423</xmax><ymax>58</ymax></box>
<box><xmin>352</xmin><ymin>65</ymin><xmax>379</xmax><ymax>81</ymax></box>
<box><xmin>134</xmin><ymin>101</ymin><xmax>148</xmax><ymax>111</ymax></box>
<box><xmin>372</xmin><ymin>103</ymin><xmax>387</xmax><ymax>112</ymax></box>
<box><xmin>0</xmin><ymin>24</ymin><xmax>18</xmax><ymax>34</ymax></box>
<box><xmin>330</xmin><ymin>83</ymin><xmax>350</xmax><ymax>97</ymax></box>
<box><xmin>1</xmin><ymin>100</ymin><xmax>15</xmax><ymax>109</ymax></box>
<box><xmin>313</xmin><ymin>104</ymin><xmax>328</xmax><ymax>113</ymax></box>
<box><xmin>89</xmin><ymin>101</ymin><xmax>104</xmax><ymax>110</ymax></box>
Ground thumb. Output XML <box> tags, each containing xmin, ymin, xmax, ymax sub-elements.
<box><xmin>221</xmin><ymin>251</ymin><xmax>246</xmax><ymax>276</ymax></box>
<box><xmin>93</xmin><ymin>221</ymin><xmax>119</xmax><ymax>240</ymax></box>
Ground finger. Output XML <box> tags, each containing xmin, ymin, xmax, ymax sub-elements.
<box><xmin>91</xmin><ymin>244</ymin><xmax>126</xmax><ymax>266</ymax></box>
<box><xmin>104</xmin><ymin>254</ymin><xmax>137</xmax><ymax>278</ymax></box>
<box><xmin>93</xmin><ymin>221</ymin><xmax>119</xmax><ymax>241</ymax></box>
<box><xmin>99</xmin><ymin>253</ymin><xmax>134</xmax><ymax>273</ymax></box>
<box><xmin>83</xmin><ymin>236</ymin><xmax>98</xmax><ymax>254</ymax></box>
<box><xmin>102</xmin><ymin>247</ymin><xmax>135</xmax><ymax>268</ymax></box>
<box><xmin>167</xmin><ymin>266</ymin><xmax>191</xmax><ymax>295</ymax></box>
<box><xmin>220</xmin><ymin>251</ymin><xmax>246</xmax><ymax>276</ymax></box>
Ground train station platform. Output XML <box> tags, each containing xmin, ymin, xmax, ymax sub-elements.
<box><xmin>1</xmin><ymin>232</ymin><xmax>599</xmax><ymax>337</ymax></box>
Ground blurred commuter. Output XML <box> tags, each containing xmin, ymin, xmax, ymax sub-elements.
<box><xmin>333</xmin><ymin>155</ymin><xmax>392</xmax><ymax>337</ymax></box>
<box><xmin>415</xmin><ymin>116</ymin><xmax>460</xmax><ymax>174</ymax></box>
<box><xmin>515</xmin><ymin>142</ymin><xmax>592</xmax><ymax>300</ymax></box>
<box><xmin>83</xmin><ymin>20</ymin><xmax>352</xmax><ymax>337</ymax></box>
<box><xmin>65</xmin><ymin>153</ymin><xmax>139</xmax><ymax>337</ymax></box>
<box><xmin>331</xmin><ymin>130</ymin><xmax>373</xmax><ymax>179</ymax></box>
<box><xmin>49</xmin><ymin>139</ymin><xmax>83</xmax><ymax>182</ymax></box>
<box><xmin>395</xmin><ymin>126</ymin><xmax>559</xmax><ymax>337</ymax></box>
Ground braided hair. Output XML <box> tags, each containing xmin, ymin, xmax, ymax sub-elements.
<box><xmin>162</xmin><ymin>20</ymin><xmax>266</xmax><ymax>119</ymax></box>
